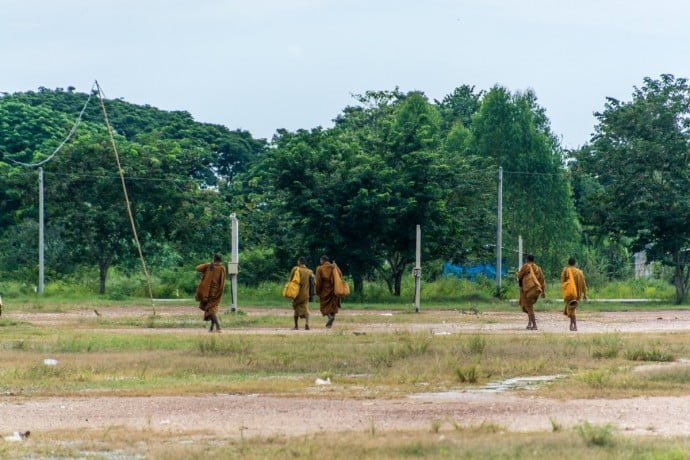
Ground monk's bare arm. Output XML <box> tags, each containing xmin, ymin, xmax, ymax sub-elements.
<box><xmin>196</xmin><ymin>263</ymin><xmax>209</xmax><ymax>272</ymax></box>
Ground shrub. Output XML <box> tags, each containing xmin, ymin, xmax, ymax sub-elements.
<box><xmin>455</xmin><ymin>365</ymin><xmax>479</xmax><ymax>383</ymax></box>
<box><xmin>625</xmin><ymin>347</ymin><xmax>674</xmax><ymax>362</ymax></box>
<box><xmin>590</xmin><ymin>334</ymin><xmax>621</xmax><ymax>359</ymax></box>
<box><xmin>575</xmin><ymin>422</ymin><xmax>615</xmax><ymax>447</ymax></box>
<box><xmin>467</xmin><ymin>335</ymin><xmax>487</xmax><ymax>355</ymax></box>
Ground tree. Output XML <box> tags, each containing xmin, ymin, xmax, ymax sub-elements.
<box><xmin>576</xmin><ymin>74</ymin><xmax>690</xmax><ymax>303</ymax></box>
<box><xmin>470</xmin><ymin>86</ymin><xmax>580</xmax><ymax>275</ymax></box>
<box><xmin>241</xmin><ymin>90</ymin><xmax>494</xmax><ymax>296</ymax></box>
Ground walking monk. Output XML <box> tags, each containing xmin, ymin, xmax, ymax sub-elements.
<box><xmin>561</xmin><ymin>257</ymin><xmax>588</xmax><ymax>331</ymax></box>
<box><xmin>289</xmin><ymin>256</ymin><xmax>314</xmax><ymax>330</ymax></box>
<box><xmin>517</xmin><ymin>254</ymin><xmax>546</xmax><ymax>330</ymax></box>
<box><xmin>315</xmin><ymin>255</ymin><xmax>341</xmax><ymax>328</ymax></box>
<box><xmin>196</xmin><ymin>254</ymin><xmax>226</xmax><ymax>333</ymax></box>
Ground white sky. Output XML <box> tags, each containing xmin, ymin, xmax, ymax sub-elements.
<box><xmin>1</xmin><ymin>0</ymin><xmax>689</xmax><ymax>148</ymax></box>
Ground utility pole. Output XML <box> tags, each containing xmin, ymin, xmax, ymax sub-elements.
<box><xmin>496</xmin><ymin>166</ymin><xmax>503</xmax><ymax>296</ymax></box>
<box><xmin>228</xmin><ymin>213</ymin><xmax>239</xmax><ymax>313</ymax></box>
<box><xmin>413</xmin><ymin>225</ymin><xmax>422</xmax><ymax>313</ymax></box>
<box><xmin>38</xmin><ymin>167</ymin><xmax>45</xmax><ymax>294</ymax></box>
<box><xmin>518</xmin><ymin>235</ymin><xmax>523</xmax><ymax>269</ymax></box>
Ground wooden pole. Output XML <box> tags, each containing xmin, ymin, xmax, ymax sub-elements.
<box><xmin>38</xmin><ymin>167</ymin><xmax>45</xmax><ymax>294</ymax></box>
<box><xmin>414</xmin><ymin>224</ymin><xmax>421</xmax><ymax>313</ymax></box>
<box><xmin>229</xmin><ymin>213</ymin><xmax>239</xmax><ymax>312</ymax></box>
<box><xmin>496</xmin><ymin>167</ymin><xmax>503</xmax><ymax>296</ymax></box>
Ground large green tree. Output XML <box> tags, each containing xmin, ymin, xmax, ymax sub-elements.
<box><xmin>470</xmin><ymin>86</ymin><xmax>580</xmax><ymax>275</ymax></box>
<box><xmin>576</xmin><ymin>74</ymin><xmax>690</xmax><ymax>303</ymax></box>
<box><xmin>240</xmin><ymin>89</ymin><xmax>493</xmax><ymax>296</ymax></box>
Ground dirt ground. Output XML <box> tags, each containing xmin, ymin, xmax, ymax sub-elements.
<box><xmin>3</xmin><ymin>391</ymin><xmax>690</xmax><ymax>437</ymax></box>
<box><xmin>4</xmin><ymin>307</ymin><xmax>690</xmax><ymax>439</ymax></box>
<box><xmin>11</xmin><ymin>306</ymin><xmax>690</xmax><ymax>334</ymax></box>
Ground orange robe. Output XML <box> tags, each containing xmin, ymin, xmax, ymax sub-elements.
<box><xmin>561</xmin><ymin>266</ymin><xmax>587</xmax><ymax>317</ymax></box>
<box><xmin>315</xmin><ymin>262</ymin><xmax>341</xmax><ymax>316</ymax></box>
<box><xmin>290</xmin><ymin>264</ymin><xmax>313</xmax><ymax>318</ymax></box>
<box><xmin>517</xmin><ymin>262</ymin><xmax>545</xmax><ymax>315</ymax></box>
<box><xmin>195</xmin><ymin>262</ymin><xmax>226</xmax><ymax>320</ymax></box>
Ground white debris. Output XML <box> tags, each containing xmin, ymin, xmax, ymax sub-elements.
<box><xmin>4</xmin><ymin>431</ymin><xmax>30</xmax><ymax>442</ymax></box>
<box><xmin>43</xmin><ymin>359</ymin><xmax>58</xmax><ymax>366</ymax></box>
<box><xmin>315</xmin><ymin>377</ymin><xmax>331</xmax><ymax>385</ymax></box>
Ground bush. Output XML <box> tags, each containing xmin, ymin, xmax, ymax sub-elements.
<box><xmin>625</xmin><ymin>347</ymin><xmax>674</xmax><ymax>362</ymax></box>
<box><xmin>590</xmin><ymin>334</ymin><xmax>621</xmax><ymax>359</ymax></box>
<box><xmin>575</xmin><ymin>422</ymin><xmax>615</xmax><ymax>447</ymax></box>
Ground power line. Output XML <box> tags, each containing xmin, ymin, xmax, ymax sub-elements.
<box><xmin>3</xmin><ymin>82</ymin><xmax>96</xmax><ymax>168</ymax></box>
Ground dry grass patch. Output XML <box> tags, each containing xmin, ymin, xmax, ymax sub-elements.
<box><xmin>5</xmin><ymin>427</ymin><xmax>690</xmax><ymax>460</ymax></box>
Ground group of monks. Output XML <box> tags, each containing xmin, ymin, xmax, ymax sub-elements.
<box><xmin>194</xmin><ymin>253</ymin><xmax>341</xmax><ymax>332</ymax></box>
<box><xmin>287</xmin><ymin>255</ymin><xmax>342</xmax><ymax>330</ymax></box>
<box><xmin>195</xmin><ymin>252</ymin><xmax>587</xmax><ymax>333</ymax></box>
<box><xmin>517</xmin><ymin>255</ymin><xmax>588</xmax><ymax>331</ymax></box>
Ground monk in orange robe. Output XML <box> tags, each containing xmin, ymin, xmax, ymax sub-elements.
<box><xmin>196</xmin><ymin>253</ymin><xmax>226</xmax><ymax>332</ymax></box>
<box><xmin>517</xmin><ymin>254</ymin><xmax>546</xmax><ymax>330</ymax></box>
<box><xmin>288</xmin><ymin>256</ymin><xmax>314</xmax><ymax>330</ymax></box>
<box><xmin>561</xmin><ymin>257</ymin><xmax>588</xmax><ymax>331</ymax></box>
<box><xmin>315</xmin><ymin>255</ymin><xmax>341</xmax><ymax>328</ymax></box>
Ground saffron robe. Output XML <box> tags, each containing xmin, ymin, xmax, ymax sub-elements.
<box><xmin>315</xmin><ymin>262</ymin><xmax>341</xmax><ymax>316</ymax></box>
<box><xmin>561</xmin><ymin>266</ymin><xmax>587</xmax><ymax>317</ymax></box>
<box><xmin>195</xmin><ymin>262</ymin><xmax>226</xmax><ymax>320</ymax></box>
<box><xmin>290</xmin><ymin>264</ymin><xmax>313</xmax><ymax>318</ymax></box>
<box><xmin>517</xmin><ymin>262</ymin><xmax>545</xmax><ymax>314</ymax></box>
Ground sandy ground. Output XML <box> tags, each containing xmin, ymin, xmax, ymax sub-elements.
<box><xmin>9</xmin><ymin>306</ymin><xmax>690</xmax><ymax>334</ymax></box>
<box><xmin>4</xmin><ymin>307</ymin><xmax>690</xmax><ymax>439</ymax></box>
<box><xmin>2</xmin><ymin>392</ymin><xmax>690</xmax><ymax>438</ymax></box>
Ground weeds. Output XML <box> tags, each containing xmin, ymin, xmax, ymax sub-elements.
<box><xmin>575</xmin><ymin>422</ymin><xmax>615</xmax><ymax>447</ymax></box>
<box><xmin>455</xmin><ymin>366</ymin><xmax>479</xmax><ymax>383</ymax></box>
<box><xmin>196</xmin><ymin>337</ymin><xmax>253</xmax><ymax>356</ymax></box>
<box><xmin>430</xmin><ymin>419</ymin><xmax>443</xmax><ymax>433</ymax></box>
<box><xmin>576</xmin><ymin>369</ymin><xmax>610</xmax><ymax>388</ymax></box>
<box><xmin>590</xmin><ymin>334</ymin><xmax>621</xmax><ymax>359</ymax></box>
<box><xmin>549</xmin><ymin>417</ymin><xmax>562</xmax><ymax>432</ymax></box>
<box><xmin>625</xmin><ymin>347</ymin><xmax>674</xmax><ymax>362</ymax></box>
<box><xmin>467</xmin><ymin>335</ymin><xmax>487</xmax><ymax>355</ymax></box>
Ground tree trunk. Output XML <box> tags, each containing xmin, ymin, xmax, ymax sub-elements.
<box><xmin>386</xmin><ymin>252</ymin><xmax>410</xmax><ymax>297</ymax></box>
<box><xmin>393</xmin><ymin>269</ymin><xmax>403</xmax><ymax>297</ymax></box>
<box><xmin>674</xmin><ymin>261</ymin><xmax>688</xmax><ymax>304</ymax></box>
<box><xmin>353</xmin><ymin>274</ymin><xmax>364</xmax><ymax>297</ymax></box>
<box><xmin>98</xmin><ymin>257</ymin><xmax>112</xmax><ymax>295</ymax></box>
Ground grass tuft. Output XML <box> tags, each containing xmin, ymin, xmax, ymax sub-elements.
<box><xmin>455</xmin><ymin>365</ymin><xmax>479</xmax><ymax>383</ymax></box>
<box><xmin>625</xmin><ymin>347</ymin><xmax>674</xmax><ymax>362</ymax></box>
<box><xmin>575</xmin><ymin>422</ymin><xmax>615</xmax><ymax>447</ymax></box>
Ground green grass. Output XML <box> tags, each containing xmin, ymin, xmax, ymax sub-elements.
<box><xmin>5</xmin><ymin>427</ymin><xmax>690</xmax><ymax>460</ymax></box>
<box><xmin>2</xmin><ymin>318</ymin><xmax>690</xmax><ymax>398</ymax></box>
<box><xmin>1</xmin><ymin>273</ymin><xmax>681</xmax><ymax>309</ymax></box>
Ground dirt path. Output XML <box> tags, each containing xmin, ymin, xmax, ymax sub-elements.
<box><xmin>10</xmin><ymin>308</ymin><xmax>690</xmax><ymax>334</ymax></box>
<box><xmin>1</xmin><ymin>392</ymin><xmax>688</xmax><ymax>438</ymax></box>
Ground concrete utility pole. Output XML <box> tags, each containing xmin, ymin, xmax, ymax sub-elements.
<box><xmin>518</xmin><ymin>235</ymin><xmax>523</xmax><ymax>269</ymax></box>
<box><xmin>38</xmin><ymin>167</ymin><xmax>45</xmax><ymax>294</ymax></box>
<box><xmin>413</xmin><ymin>225</ymin><xmax>422</xmax><ymax>313</ymax></box>
<box><xmin>228</xmin><ymin>213</ymin><xmax>239</xmax><ymax>313</ymax></box>
<box><xmin>496</xmin><ymin>166</ymin><xmax>503</xmax><ymax>296</ymax></box>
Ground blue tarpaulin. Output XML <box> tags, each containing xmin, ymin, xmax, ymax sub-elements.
<box><xmin>442</xmin><ymin>261</ymin><xmax>508</xmax><ymax>280</ymax></box>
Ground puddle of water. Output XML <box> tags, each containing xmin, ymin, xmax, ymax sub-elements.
<box><xmin>409</xmin><ymin>374</ymin><xmax>564</xmax><ymax>400</ymax></box>
<box><xmin>477</xmin><ymin>375</ymin><xmax>563</xmax><ymax>393</ymax></box>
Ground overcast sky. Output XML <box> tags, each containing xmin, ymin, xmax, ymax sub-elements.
<box><xmin>2</xmin><ymin>0</ymin><xmax>689</xmax><ymax>148</ymax></box>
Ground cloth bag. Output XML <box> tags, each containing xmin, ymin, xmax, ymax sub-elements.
<box><xmin>332</xmin><ymin>263</ymin><xmax>350</xmax><ymax>298</ymax></box>
<box><xmin>282</xmin><ymin>266</ymin><xmax>301</xmax><ymax>299</ymax></box>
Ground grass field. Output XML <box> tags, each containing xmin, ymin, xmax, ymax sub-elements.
<box><xmin>3</xmin><ymin>297</ymin><xmax>690</xmax><ymax>458</ymax></box>
<box><xmin>3</xmin><ymin>426</ymin><xmax>690</xmax><ymax>459</ymax></box>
